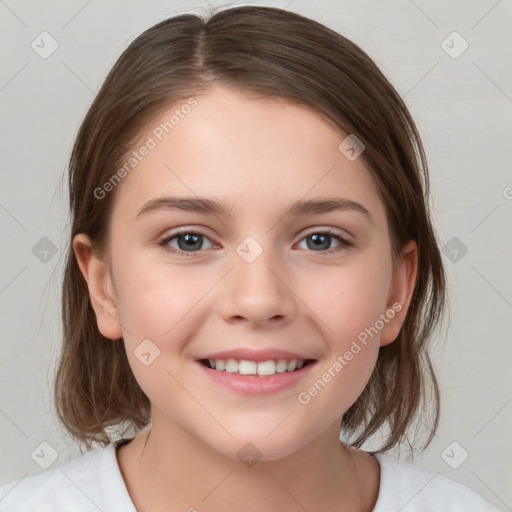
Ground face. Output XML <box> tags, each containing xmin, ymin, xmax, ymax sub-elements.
<box><xmin>75</xmin><ymin>85</ymin><xmax>416</xmax><ymax>461</ymax></box>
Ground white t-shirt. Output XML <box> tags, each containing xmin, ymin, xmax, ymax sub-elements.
<box><xmin>0</xmin><ymin>439</ymin><xmax>503</xmax><ymax>511</ymax></box>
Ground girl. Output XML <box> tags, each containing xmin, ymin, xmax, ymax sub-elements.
<box><xmin>0</xmin><ymin>5</ymin><xmax>502</xmax><ymax>511</ymax></box>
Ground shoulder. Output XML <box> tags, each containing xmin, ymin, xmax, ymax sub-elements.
<box><xmin>0</xmin><ymin>441</ymin><xmax>135</xmax><ymax>512</ymax></box>
<box><xmin>371</xmin><ymin>452</ymin><xmax>503</xmax><ymax>512</ymax></box>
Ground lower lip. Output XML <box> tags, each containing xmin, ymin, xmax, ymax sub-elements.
<box><xmin>196</xmin><ymin>361</ymin><xmax>316</xmax><ymax>395</ymax></box>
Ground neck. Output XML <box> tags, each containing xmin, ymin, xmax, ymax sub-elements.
<box><xmin>116</xmin><ymin>412</ymin><xmax>379</xmax><ymax>511</ymax></box>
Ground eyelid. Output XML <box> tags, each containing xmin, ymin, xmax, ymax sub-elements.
<box><xmin>158</xmin><ymin>226</ymin><xmax>352</xmax><ymax>244</ymax></box>
<box><xmin>157</xmin><ymin>228</ymin><xmax>217</xmax><ymax>251</ymax></box>
<box><xmin>157</xmin><ymin>225</ymin><xmax>354</xmax><ymax>257</ymax></box>
<box><xmin>296</xmin><ymin>228</ymin><xmax>354</xmax><ymax>252</ymax></box>
<box><xmin>300</xmin><ymin>226</ymin><xmax>352</xmax><ymax>241</ymax></box>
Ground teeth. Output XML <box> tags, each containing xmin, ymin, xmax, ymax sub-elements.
<box><xmin>225</xmin><ymin>359</ymin><xmax>238</xmax><ymax>373</ymax></box>
<box><xmin>276</xmin><ymin>360</ymin><xmax>288</xmax><ymax>373</ymax></box>
<box><xmin>257</xmin><ymin>360</ymin><xmax>277</xmax><ymax>376</ymax></box>
<box><xmin>206</xmin><ymin>358</ymin><xmax>307</xmax><ymax>375</ymax></box>
<box><xmin>238</xmin><ymin>360</ymin><xmax>257</xmax><ymax>375</ymax></box>
<box><xmin>287</xmin><ymin>360</ymin><xmax>297</xmax><ymax>372</ymax></box>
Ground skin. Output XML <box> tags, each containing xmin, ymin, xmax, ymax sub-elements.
<box><xmin>74</xmin><ymin>85</ymin><xmax>417</xmax><ymax>511</ymax></box>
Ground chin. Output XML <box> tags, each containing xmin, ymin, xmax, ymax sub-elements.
<box><xmin>207</xmin><ymin>428</ymin><xmax>310</xmax><ymax>464</ymax></box>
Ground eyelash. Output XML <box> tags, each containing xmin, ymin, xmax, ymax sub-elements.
<box><xmin>157</xmin><ymin>228</ymin><xmax>354</xmax><ymax>258</ymax></box>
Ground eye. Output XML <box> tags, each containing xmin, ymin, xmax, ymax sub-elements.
<box><xmin>158</xmin><ymin>228</ymin><xmax>353</xmax><ymax>258</ymax></box>
<box><xmin>296</xmin><ymin>230</ymin><xmax>353</xmax><ymax>254</ymax></box>
<box><xmin>158</xmin><ymin>230</ymin><xmax>215</xmax><ymax>257</ymax></box>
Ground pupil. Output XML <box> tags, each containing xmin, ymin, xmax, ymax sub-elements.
<box><xmin>309</xmin><ymin>233</ymin><xmax>329</xmax><ymax>250</ymax></box>
<box><xmin>179</xmin><ymin>233</ymin><xmax>201</xmax><ymax>251</ymax></box>
<box><xmin>176</xmin><ymin>234</ymin><xmax>330</xmax><ymax>252</ymax></box>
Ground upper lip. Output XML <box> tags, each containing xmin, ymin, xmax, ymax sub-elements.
<box><xmin>197</xmin><ymin>348</ymin><xmax>316</xmax><ymax>363</ymax></box>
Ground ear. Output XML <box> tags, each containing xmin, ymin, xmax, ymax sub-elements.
<box><xmin>379</xmin><ymin>240</ymin><xmax>418</xmax><ymax>347</ymax></box>
<box><xmin>73</xmin><ymin>233</ymin><xmax>123</xmax><ymax>340</ymax></box>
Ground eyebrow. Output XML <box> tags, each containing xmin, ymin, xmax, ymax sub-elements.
<box><xmin>136</xmin><ymin>195</ymin><xmax>374</xmax><ymax>225</ymax></box>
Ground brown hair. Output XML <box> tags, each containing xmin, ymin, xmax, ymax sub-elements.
<box><xmin>55</xmin><ymin>5</ymin><xmax>446</xmax><ymax>454</ymax></box>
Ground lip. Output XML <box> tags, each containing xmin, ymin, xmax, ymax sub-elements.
<box><xmin>198</xmin><ymin>348</ymin><xmax>314</xmax><ymax>363</ymax></box>
<box><xmin>195</xmin><ymin>359</ymin><xmax>317</xmax><ymax>395</ymax></box>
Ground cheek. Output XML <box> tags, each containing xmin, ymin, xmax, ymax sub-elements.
<box><xmin>299</xmin><ymin>251</ymin><xmax>391</xmax><ymax>405</ymax></box>
<box><xmin>112</xmin><ymin>248</ymin><xmax>205</xmax><ymax>337</ymax></box>
<box><xmin>308</xmin><ymin>252</ymin><xmax>393</xmax><ymax>346</ymax></box>
<box><xmin>111</xmin><ymin>253</ymin><xmax>218</xmax><ymax>397</ymax></box>
<box><xmin>112</xmin><ymin>258</ymin><xmax>202</xmax><ymax>404</ymax></box>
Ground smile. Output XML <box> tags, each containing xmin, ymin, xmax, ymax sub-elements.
<box><xmin>199</xmin><ymin>358</ymin><xmax>314</xmax><ymax>376</ymax></box>
<box><xmin>196</xmin><ymin>357</ymin><xmax>317</xmax><ymax>395</ymax></box>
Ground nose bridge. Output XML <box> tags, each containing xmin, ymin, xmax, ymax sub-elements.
<box><xmin>218</xmin><ymin>234</ymin><xmax>295</xmax><ymax>324</ymax></box>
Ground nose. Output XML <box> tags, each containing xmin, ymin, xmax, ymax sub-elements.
<box><xmin>217</xmin><ymin>245</ymin><xmax>297</xmax><ymax>328</ymax></box>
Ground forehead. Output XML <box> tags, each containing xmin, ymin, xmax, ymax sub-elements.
<box><xmin>110</xmin><ymin>85</ymin><xmax>386</xmax><ymax>224</ymax></box>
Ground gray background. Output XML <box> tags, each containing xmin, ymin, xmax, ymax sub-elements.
<box><xmin>0</xmin><ymin>0</ymin><xmax>511</xmax><ymax>509</ymax></box>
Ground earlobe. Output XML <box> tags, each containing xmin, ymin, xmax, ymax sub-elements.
<box><xmin>380</xmin><ymin>240</ymin><xmax>418</xmax><ymax>347</ymax></box>
<box><xmin>73</xmin><ymin>233</ymin><xmax>123</xmax><ymax>340</ymax></box>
